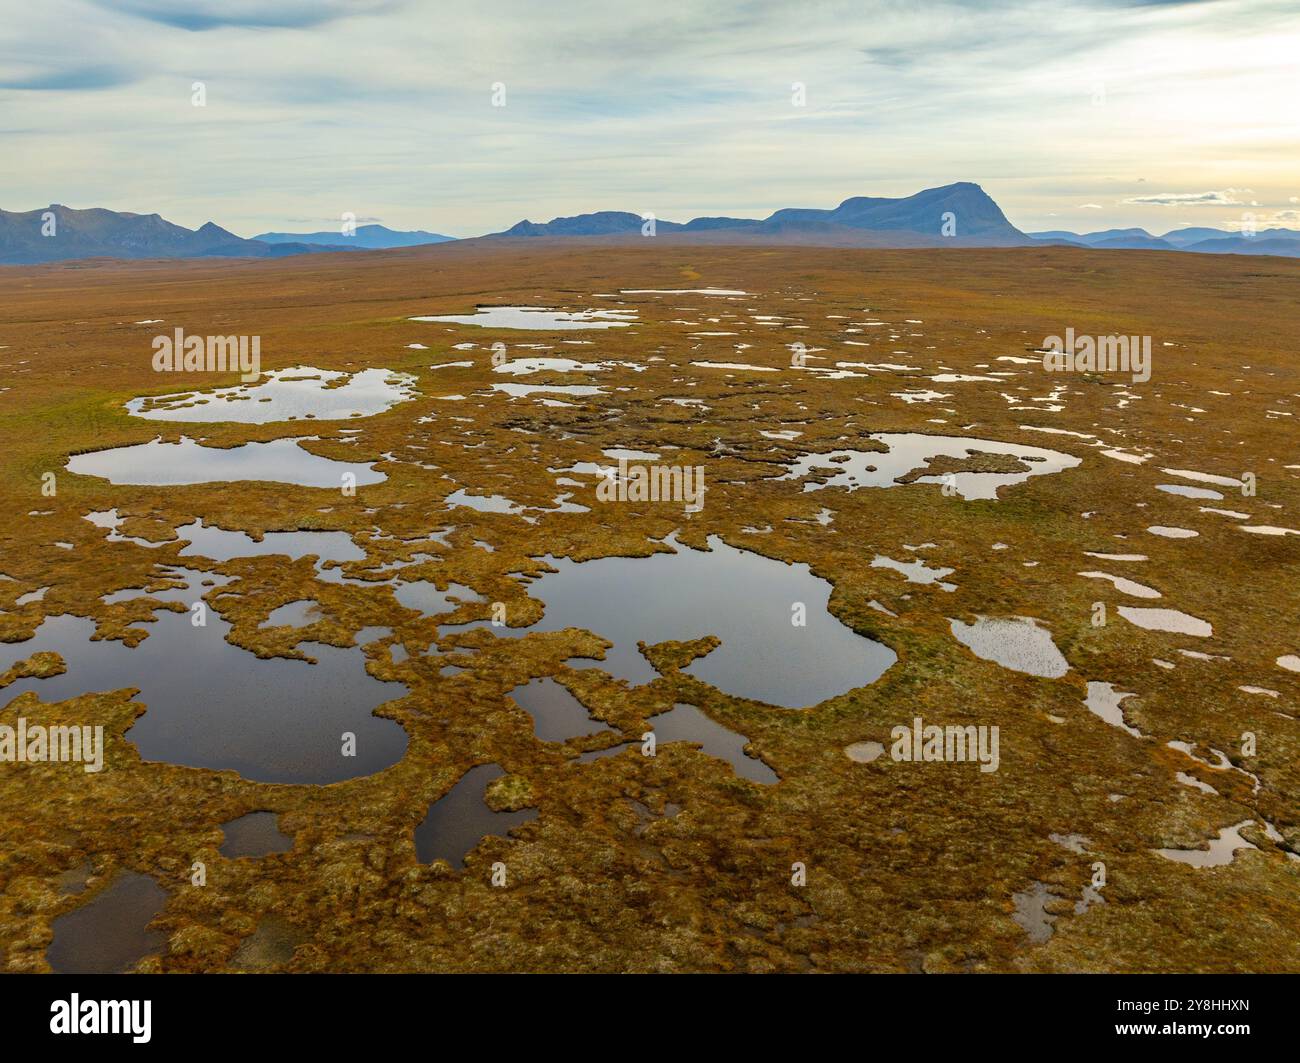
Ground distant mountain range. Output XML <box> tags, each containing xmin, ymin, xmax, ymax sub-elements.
<box><xmin>490</xmin><ymin>186</ymin><xmax>1300</xmax><ymax>257</ymax></box>
<box><xmin>6</xmin><ymin>189</ymin><xmax>1300</xmax><ymax>264</ymax></box>
<box><xmin>493</xmin><ymin>183</ymin><xmax>1028</xmax><ymax>246</ymax></box>
<box><xmin>1028</xmin><ymin>225</ymin><xmax>1300</xmax><ymax>257</ymax></box>
<box><xmin>0</xmin><ymin>205</ymin><xmax>346</xmax><ymax>265</ymax></box>
<box><xmin>0</xmin><ymin>208</ymin><xmax>452</xmax><ymax>265</ymax></box>
<box><xmin>254</xmin><ymin>224</ymin><xmax>454</xmax><ymax>249</ymax></box>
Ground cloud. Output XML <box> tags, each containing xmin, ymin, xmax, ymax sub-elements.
<box><xmin>1122</xmin><ymin>190</ymin><xmax>1249</xmax><ymax>206</ymax></box>
<box><xmin>5</xmin><ymin>0</ymin><xmax>1299</xmax><ymax>235</ymax></box>
<box><xmin>1080</xmin><ymin>203</ymin><xmax>1103</xmax><ymax>209</ymax></box>
<box><xmin>0</xmin><ymin>64</ymin><xmax>137</xmax><ymax>91</ymax></box>
<box><xmin>283</xmin><ymin>215</ymin><xmax>383</xmax><ymax>225</ymax></box>
<box><xmin>1231</xmin><ymin>209</ymin><xmax>1300</xmax><ymax>229</ymax></box>
<box><xmin>91</xmin><ymin>0</ymin><xmax>400</xmax><ymax>31</ymax></box>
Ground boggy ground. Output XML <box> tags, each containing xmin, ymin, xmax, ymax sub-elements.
<box><xmin>0</xmin><ymin>239</ymin><xmax>1297</xmax><ymax>973</ymax></box>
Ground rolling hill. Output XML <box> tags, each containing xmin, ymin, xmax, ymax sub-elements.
<box><xmin>0</xmin><ymin>205</ymin><xmax>345</xmax><ymax>265</ymax></box>
<box><xmin>254</xmin><ymin>224</ymin><xmax>455</xmax><ymax>249</ymax></box>
<box><xmin>491</xmin><ymin>183</ymin><xmax>1031</xmax><ymax>247</ymax></box>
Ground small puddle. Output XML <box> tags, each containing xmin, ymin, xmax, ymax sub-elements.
<box><xmin>57</xmin><ymin>863</ymin><xmax>93</xmax><ymax>896</ymax></box>
<box><xmin>872</xmin><ymin>554</ymin><xmax>956</xmax><ymax>591</ymax></box>
<box><xmin>219</xmin><ymin>811</ymin><xmax>293</xmax><ymax>858</ymax></box>
<box><xmin>231</xmin><ymin>914</ymin><xmax>302</xmax><ymax>969</ymax></box>
<box><xmin>949</xmin><ymin>616</ymin><xmax>1069</xmax><ymax>678</ymax></box>
<box><xmin>492</xmin><ymin>357</ymin><xmax>609</xmax><ymax>376</ymax></box>
<box><xmin>67</xmin><ymin>436</ymin><xmax>386</xmax><ymax>488</ymax></box>
<box><xmin>46</xmin><ymin>871</ymin><xmax>167</xmax><ymax>973</ymax></box>
<box><xmin>260</xmin><ymin>600</ymin><xmax>321</xmax><ymax>628</ymax></box>
<box><xmin>1117</xmin><ymin>606</ymin><xmax>1212</xmax><ymax>637</ymax></box>
<box><xmin>648</xmin><ymin>702</ymin><xmax>778</xmax><ymax>783</ymax></box>
<box><xmin>1078</xmin><ymin>571</ymin><xmax>1160</xmax><ymax>599</ymax></box>
<box><xmin>620</xmin><ymin>288</ymin><xmax>747</xmax><ymax>296</ymax></box>
<box><xmin>1084</xmin><ymin>681</ymin><xmax>1143</xmax><ymax>737</ymax></box>
<box><xmin>414</xmin><ymin>764</ymin><xmax>538</xmax><ymax>866</ymax></box>
<box><xmin>1161</xmin><ymin>468</ymin><xmax>1241</xmax><ymax>489</ymax></box>
<box><xmin>1011</xmin><ymin>881</ymin><xmax>1056</xmax><ymax>944</ymax></box>
<box><xmin>393</xmin><ymin>580</ymin><xmax>482</xmax><ymax>618</ymax></box>
<box><xmin>509</xmin><ymin>677</ymin><xmax>612</xmax><ymax>742</ymax></box>
<box><xmin>1154</xmin><ymin>821</ymin><xmax>1257</xmax><ymax>867</ymax></box>
<box><xmin>1156</xmin><ymin>484</ymin><xmax>1223</xmax><ymax>501</ymax></box>
<box><xmin>692</xmin><ymin>361</ymin><xmax>779</xmax><ymax>373</ymax></box>
<box><xmin>177</xmin><ymin>520</ymin><xmax>364</xmax><ymax>563</ymax></box>
<box><xmin>491</xmin><ymin>382</ymin><xmax>606</xmax><ymax>399</ymax></box>
<box><xmin>781</xmin><ymin>433</ymin><xmax>1080</xmax><ymax>501</ymax></box>
<box><xmin>444</xmin><ymin>488</ymin><xmax>527</xmax><ymax>514</ymax></box>
<box><xmin>127</xmin><ymin>367</ymin><xmax>417</xmax><ymax>423</ymax></box>
<box><xmin>411</xmin><ymin>306</ymin><xmax>636</xmax><ymax>330</ymax></box>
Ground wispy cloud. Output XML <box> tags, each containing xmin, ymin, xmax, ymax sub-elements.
<box><xmin>90</xmin><ymin>0</ymin><xmax>400</xmax><ymax>31</ymax></box>
<box><xmin>0</xmin><ymin>64</ymin><xmax>137</xmax><ymax>91</ymax></box>
<box><xmin>1123</xmin><ymin>189</ymin><xmax>1250</xmax><ymax>206</ymax></box>
<box><xmin>2</xmin><ymin>0</ymin><xmax>1297</xmax><ymax>235</ymax></box>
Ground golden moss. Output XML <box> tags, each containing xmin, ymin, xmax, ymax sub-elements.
<box><xmin>0</xmin><ymin>242</ymin><xmax>1297</xmax><ymax>973</ymax></box>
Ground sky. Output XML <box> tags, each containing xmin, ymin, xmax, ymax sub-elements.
<box><xmin>2</xmin><ymin>0</ymin><xmax>1298</xmax><ymax>238</ymax></box>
